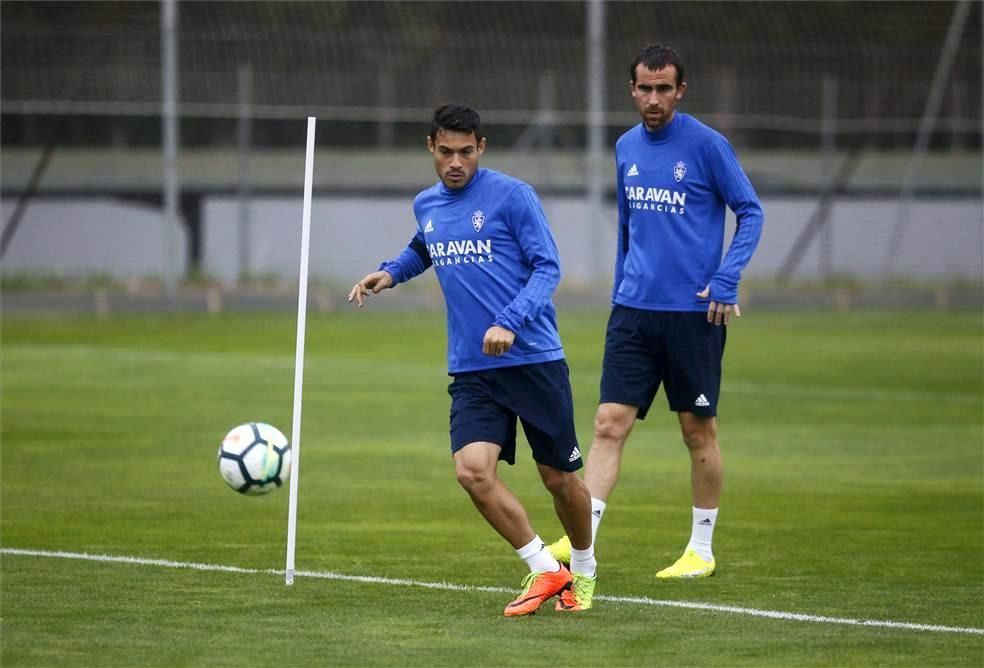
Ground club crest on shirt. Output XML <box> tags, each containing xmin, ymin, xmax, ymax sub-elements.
<box><xmin>472</xmin><ymin>210</ymin><xmax>485</xmax><ymax>232</ymax></box>
<box><xmin>673</xmin><ymin>161</ymin><xmax>687</xmax><ymax>183</ymax></box>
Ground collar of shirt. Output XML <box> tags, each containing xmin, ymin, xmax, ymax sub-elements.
<box><xmin>439</xmin><ymin>167</ymin><xmax>486</xmax><ymax>198</ymax></box>
<box><xmin>642</xmin><ymin>113</ymin><xmax>683</xmax><ymax>145</ymax></box>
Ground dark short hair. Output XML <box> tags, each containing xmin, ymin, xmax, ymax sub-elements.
<box><xmin>429</xmin><ymin>103</ymin><xmax>482</xmax><ymax>142</ymax></box>
<box><xmin>630</xmin><ymin>44</ymin><xmax>685</xmax><ymax>86</ymax></box>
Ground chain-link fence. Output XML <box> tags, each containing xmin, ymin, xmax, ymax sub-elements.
<box><xmin>2</xmin><ymin>1</ymin><xmax>981</xmax><ymax>292</ymax></box>
<box><xmin>3</xmin><ymin>1</ymin><xmax>981</xmax><ymax>149</ymax></box>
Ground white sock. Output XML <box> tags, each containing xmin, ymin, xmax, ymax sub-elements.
<box><xmin>517</xmin><ymin>535</ymin><xmax>560</xmax><ymax>573</ymax></box>
<box><xmin>687</xmin><ymin>506</ymin><xmax>718</xmax><ymax>562</ymax></box>
<box><xmin>590</xmin><ymin>497</ymin><xmax>607</xmax><ymax>544</ymax></box>
<box><xmin>570</xmin><ymin>545</ymin><xmax>597</xmax><ymax>578</ymax></box>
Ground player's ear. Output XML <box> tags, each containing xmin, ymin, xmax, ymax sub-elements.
<box><xmin>426</xmin><ymin>135</ymin><xmax>435</xmax><ymax>153</ymax></box>
<box><xmin>676</xmin><ymin>81</ymin><xmax>687</xmax><ymax>101</ymax></box>
<box><xmin>477</xmin><ymin>137</ymin><xmax>487</xmax><ymax>154</ymax></box>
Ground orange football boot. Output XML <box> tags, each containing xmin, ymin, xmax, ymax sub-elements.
<box><xmin>503</xmin><ymin>564</ymin><xmax>572</xmax><ymax>617</ymax></box>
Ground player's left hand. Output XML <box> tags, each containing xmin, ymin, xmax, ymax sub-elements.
<box><xmin>482</xmin><ymin>326</ymin><xmax>516</xmax><ymax>356</ymax></box>
<box><xmin>697</xmin><ymin>285</ymin><xmax>741</xmax><ymax>326</ymax></box>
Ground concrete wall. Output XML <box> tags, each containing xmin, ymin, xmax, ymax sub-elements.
<box><xmin>3</xmin><ymin>195</ymin><xmax>981</xmax><ymax>285</ymax></box>
<box><xmin>204</xmin><ymin>195</ymin><xmax>982</xmax><ymax>284</ymax></box>
<box><xmin>1</xmin><ymin>198</ymin><xmax>188</xmax><ymax>279</ymax></box>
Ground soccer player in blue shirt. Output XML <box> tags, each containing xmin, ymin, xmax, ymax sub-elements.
<box><xmin>348</xmin><ymin>104</ymin><xmax>597</xmax><ymax>614</ymax></box>
<box><xmin>549</xmin><ymin>44</ymin><xmax>764</xmax><ymax>578</ymax></box>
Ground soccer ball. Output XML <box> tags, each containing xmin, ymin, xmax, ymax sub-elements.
<box><xmin>217</xmin><ymin>422</ymin><xmax>291</xmax><ymax>495</ymax></box>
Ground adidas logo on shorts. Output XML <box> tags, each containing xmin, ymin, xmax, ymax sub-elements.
<box><xmin>568</xmin><ymin>446</ymin><xmax>582</xmax><ymax>463</ymax></box>
<box><xmin>695</xmin><ymin>394</ymin><xmax>710</xmax><ymax>407</ymax></box>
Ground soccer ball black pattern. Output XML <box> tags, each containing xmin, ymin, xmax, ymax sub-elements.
<box><xmin>217</xmin><ymin>422</ymin><xmax>291</xmax><ymax>495</ymax></box>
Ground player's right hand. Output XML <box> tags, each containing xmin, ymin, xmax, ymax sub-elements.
<box><xmin>348</xmin><ymin>271</ymin><xmax>394</xmax><ymax>307</ymax></box>
<box><xmin>697</xmin><ymin>285</ymin><xmax>741</xmax><ymax>326</ymax></box>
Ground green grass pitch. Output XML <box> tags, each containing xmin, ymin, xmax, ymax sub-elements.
<box><xmin>2</xmin><ymin>308</ymin><xmax>981</xmax><ymax>666</ymax></box>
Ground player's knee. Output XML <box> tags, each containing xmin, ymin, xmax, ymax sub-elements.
<box><xmin>540</xmin><ymin>467</ymin><xmax>575</xmax><ymax>497</ymax></box>
<box><xmin>594</xmin><ymin>405</ymin><xmax>633</xmax><ymax>444</ymax></box>
<box><xmin>454</xmin><ymin>461</ymin><xmax>493</xmax><ymax>494</ymax></box>
<box><xmin>680</xmin><ymin>418</ymin><xmax>717</xmax><ymax>452</ymax></box>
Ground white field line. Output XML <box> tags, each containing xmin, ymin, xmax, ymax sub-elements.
<box><xmin>7</xmin><ymin>344</ymin><xmax>981</xmax><ymax>405</ymax></box>
<box><xmin>2</xmin><ymin>547</ymin><xmax>981</xmax><ymax>636</ymax></box>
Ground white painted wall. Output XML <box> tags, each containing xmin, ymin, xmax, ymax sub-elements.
<box><xmin>202</xmin><ymin>195</ymin><xmax>983</xmax><ymax>284</ymax></box>
<box><xmin>1</xmin><ymin>198</ymin><xmax>188</xmax><ymax>279</ymax></box>
<box><xmin>3</xmin><ymin>195</ymin><xmax>980</xmax><ymax>285</ymax></box>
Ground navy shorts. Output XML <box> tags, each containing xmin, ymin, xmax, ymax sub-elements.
<box><xmin>600</xmin><ymin>305</ymin><xmax>726</xmax><ymax>419</ymax></box>
<box><xmin>447</xmin><ymin>360</ymin><xmax>582</xmax><ymax>472</ymax></box>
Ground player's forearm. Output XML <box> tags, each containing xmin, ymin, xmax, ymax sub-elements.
<box><xmin>378</xmin><ymin>236</ymin><xmax>431</xmax><ymax>285</ymax></box>
<box><xmin>712</xmin><ymin>206</ymin><xmax>763</xmax><ymax>302</ymax></box>
<box><xmin>494</xmin><ymin>261</ymin><xmax>559</xmax><ymax>334</ymax></box>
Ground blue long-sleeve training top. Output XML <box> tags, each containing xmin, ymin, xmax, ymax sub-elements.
<box><xmin>613</xmin><ymin>113</ymin><xmax>764</xmax><ymax>310</ymax></box>
<box><xmin>380</xmin><ymin>168</ymin><xmax>566</xmax><ymax>374</ymax></box>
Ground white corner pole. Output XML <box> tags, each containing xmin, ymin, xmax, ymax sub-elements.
<box><xmin>286</xmin><ymin>116</ymin><xmax>316</xmax><ymax>586</ymax></box>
